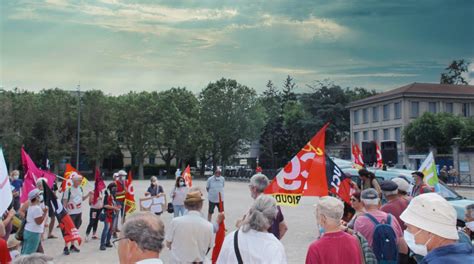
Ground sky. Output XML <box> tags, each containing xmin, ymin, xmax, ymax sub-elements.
<box><xmin>1</xmin><ymin>0</ymin><xmax>473</xmax><ymax>95</ymax></box>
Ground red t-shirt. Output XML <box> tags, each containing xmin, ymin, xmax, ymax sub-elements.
<box><xmin>381</xmin><ymin>197</ymin><xmax>409</xmax><ymax>230</ymax></box>
<box><xmin>104</xmin><ymin>195</ymin><xmax>116</xmax><ymax>223</ymax></box>
<box><xmin>0</xmin><ymin>238</ymin><xmax>11</xmax><ymax>264</ymax></box>
<box><xmin>306</xmin><ymin>231</ymin><xmax>362</xmax><ymax>264</ymax></box>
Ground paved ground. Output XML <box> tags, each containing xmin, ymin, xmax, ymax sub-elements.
<box><xmin>39</xmin><ymin>179</ymin><xmax>474</xmax><ymax>264</ymax></box>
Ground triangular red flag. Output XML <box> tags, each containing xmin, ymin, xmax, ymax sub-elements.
<box><xmin>181</xmin><ymin>165</ymin><xmax>192</xmax><ymax>187</ymax></box>
<box><xmin>374</xmin><ymin>141</ymin><xmax>383</xmax><ymax>168</ymax></box>
<box><xmin>93</xmin><ymin>167</ymin><xmax>106</xmax><ymax>204</ymax></box>
<box><xmin>211</xmin><ymin>192</ymin><xmax>226</xmax><ymax>263</ymax></box>
<box><xmin>124</xmin><ymin>170</ymin><xmax>136</xmax><ymax>216</ymax></box>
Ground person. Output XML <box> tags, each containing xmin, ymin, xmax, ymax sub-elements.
<box><xmin>12</xmin><ymin>253</ymin><xmax>54</xmax><ymax>264</ymax></box>
<box><xmin>448</xmin><ymin>165</ymin><xmax>459</xmax><ymax>187</ymax></box>
<box><xmin>165</xmin><ymin>191</ymin><xmax>214</xmax><ymax>263</ymax></box>
<box><xmin>0</xmin><ymin>221</ymin><xmax>12</xmax><ymax>263</ymax></box>
<box><xmin>380</xmin><ymin>180</ymin><xmax>410</xmax><ymax>230</ymax></box>
<box><xmin>400</xmin><ymin>193</ymin><xmax>474</xmax><ymax>263</ymax></box>
<box><xmin>175</xmin><ymin>168</ymin><xmax>181</xmax><ymax>179</ymax></box>
<box><xmin>218</xmin><ymin>195</ymin><xmax>287</xmax><ymax>264</ymax></box>
<box><xmin>100</xmin><ymin>182</ymin><xmax>121</xmax><ymax>251</ymax></box>
<box><xmin>306</xmin><ymin>196</ymin><xmax>363</xmax><ymax>264</ymax></box>
<box><xmin>346</xmin><ymin>192</ymin><xmax>366</xmax><ymax>230</ymax></box>
<box><xmin>116</xmin><ymin>212</ymin><xmax>165</xmax><ymax>264</ymax></box>
<box><xmin>35</xmin><ymin>178</ymin><xmax>53</xmax><ymax>240</ymax></box>
<box><xmin>61</xmin><ymin>173</ymin><xmax>92</xmax><ymax>255</ymax></box>
<box><xmin>354</xmin><ymin>188</ymin><xmax>406</xmax><ymax>262</ymax></box>
<box><xmin>170</xmin><ymin>176</ymin><xmax>188</xmax><ymax>217</ymax></box>
<box><xmin>8</xmin><ymin>236</ymin><xmax>21</xmax><ymax>260</ymax></box>
<box><xmin>22</xmin><ymin>189</ymin><xmax>48</xmax><ymax>255</ymax></box>
<box><xmin>236</xmin><ymin>173</ymin><xmax>288</xmax><ymax>239</ymax></box>
<box><xmin>10</xmin><ymin>170</ymin><xmax>23</xmax><ymax>211</ymax></box>
<box><xmin>357</xmin><ymin>169</ymin><xmax>381</xmax><ymax>197</ymax></box>
<box><xmin>206</xmin><ymin>169</ymin><xmax>225</xmax><ymax>221</ymax></box>
<box><xmin>391</xmin><ymin>177</ymin><xmax>412</xmax><ymax>202</ymax></box>
<box><xmin>439</xmin><ymin>165</ymin><xmax>448</xmax><ymax>183</ymax></box>
<box><xmin>114</xmin><ymin>170</ymin><xmax>127</xmax><ymax>231</ymax></box>
<box><xmin>411</xmin><ymin>171</ymin><xmax>433</xmax><ymax>197</ymax></box>
<box><xmin>463</xmin><ymin>204</ymin><xmax>474</xmax><ymax>243</ymax></box>
<box><xmin>2</xmin><ymin>208</ymin><xmax>16</xmax><ymax>241</ymax></box>
<box><xmin>85</xmin><ymin>189</ymin><xmax>103</xmax><ymax>241</ymax></box>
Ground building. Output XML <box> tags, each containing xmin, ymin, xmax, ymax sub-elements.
<box><xmin>347</xmin><ymin>82</ymin><xmax>474</xmax><ymax>169</ymax></box>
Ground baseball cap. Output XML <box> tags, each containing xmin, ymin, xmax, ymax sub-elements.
<box><xmin>400</xmin><ymin>193</ymin><xmax>458</xmax><ymax>240</ymax></box>
<box><xmin>118</xmin><ymin>170</ymin><xmax>127</xmax><ymax>176</ymax></box>
<box><xmin>392</xmin><ymin>177</ymin><xmax>410</xmax><ymax>192</ymax></box>
<box><xmin>361</xmin><ymin>188</ymin><xmax>379</xmax><ymax>200</ymax></box>
<box><xmin>28</xmin><ymin>188</ymin><xmax>41</xmax><ymax>201</ymax></box>
<box><xmin>380</xmin><ymin>180</ymin><xmax>398</xmax><ymax>192</ymax></box>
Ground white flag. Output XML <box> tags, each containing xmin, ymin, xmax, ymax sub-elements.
<box><xmin>0</xmin><ymin>147</ymin><xmax>13</xmax><ymax>215</ymax></box>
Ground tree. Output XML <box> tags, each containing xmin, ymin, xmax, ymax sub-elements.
<box><xmin>440</xmin><ymin>59</ymin><xmax>470</xmax><ymax>85</ymax></box>
<box><xmin>200</xmin><ymin>78</ymin><xmax>265</xmax><ymax>170</ymax></box>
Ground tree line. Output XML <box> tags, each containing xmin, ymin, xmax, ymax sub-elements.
<box><xmin>0</xmin><ymin>77</ymin><xmax>376</xmax><ymax>179</ymax></box>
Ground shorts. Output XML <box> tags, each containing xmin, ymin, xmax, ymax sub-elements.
<box><xmin>208</xmin><ymin>201</ymin><xmax>224</xmax><ymax>214</ymax></box>
<box><xmin>48</xmin><ymin>207</ymin><xmax>55</xmax><ymax>218</ymax></box>
<box><xmin>70</xmin><ymin>213</ymin><xmax>82</xmax><ymax>229</ymax></box>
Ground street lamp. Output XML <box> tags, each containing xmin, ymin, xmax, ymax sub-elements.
<box><xmin>451</xmin><ymin>137</ymin><xmax>461</xmax><ymax>185</ymax></box>
<box><xmin>76</xmin><ymin>84</ymin><xmax>81</xmax><ymax>169</ymax></box>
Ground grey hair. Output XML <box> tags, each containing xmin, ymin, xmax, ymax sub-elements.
<box><xmin>122</xmin><ymin>212</ymin><xmax>165</xmax><ymax>253</ymax></box>
<box><xmin>383</xmin><ymin>190</ymin><xmax>398</xmax><ymax>196</ymax></box>
<box><xmin>316</xmin><ymin>196</ymin><xmax>344</xmax><ymax>222</ymax></box>
<box><xmin>150</xmin><ymin>176</ymin><xmax>157</xmax><ymax>181</ymax></box>
<box><xmin>362</xmin><ymin>198</ymin><xmax>380</xmax><ymax>206</ymax></box>
<box><xmin>249</xmin><ymin>174</ymin><xmax>269</xmax><ymax>193</ymax></box>
<box><xmin>242</xmin><ymin>195</ymin><xmax>277</xmax><ymax>232</ymax></box>
<box><xmin>13</xmin><ymin>253</ymin><xmax>54</xmax><ymax>264</ymax></box>
<box><xmin>467</xmin><ymin>204</ymin><xmax>474</xmax><ymax>218</ymax></box>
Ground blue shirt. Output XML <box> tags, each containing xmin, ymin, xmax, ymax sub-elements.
<box><xmin>421</xmin><ymin>242</ymin><xmax>473</xmax><ymax>264</ymax></box>
<box><xmin>11</xmin><ymin>179</ymin><xmax>23</xmax><ymax>192</ymax></box>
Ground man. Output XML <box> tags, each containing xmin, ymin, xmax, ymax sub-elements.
<box><xmin>391</xmin><ymin>177</ymin><xmax>412</xmax><ymax>202</ymax></box>
<box><xmin>206</xmin><ymin>169</ymin><xmax>225</xmax><ymax>221</ymax></box>
<box><xmin>62</xmin><ymin>173</ymin><xmax>92</xmax><ymax>255</ymax></box>
<box><xmin>354</xmin><ymin>188</ymin><xmax>406</xmax><ymax>259</ymax></box>
<box><xmin>448</xmin><ymin>165</ymin><xmax>459</xmax><ymax>187</ymax></box>
<box><xmin>9</xmin><ymin>170</ymin><xmax>22</xmax><ymax>211</ymax></box>
<box><xmin>113</xmin><ymin>170</ymin><xmax>127</xmax><ymax>238</ymax></box>
<box><xmin>400</xmin><ymin>193</ymin><xmax>474</xmax><ymax>263</ymax></box>
<box><xmin>411</xmin><ymin>171</ymin><xmax>433</xmax><ymax>197</ymax></box>
<box><xmin>463</xmin><ymin>204</ymin><xmax>474</xmax><ymax>243</ymax></box>
<box><xmin>439</xmin><ymin>165</ymin><xmax>448</xmax><ymax>183</ymax></box>
<box><xmin>117</xmin><ymin>212</ymin><xmax>165</xmax><ymax>264</ymax></box>
<box><xmin>380</xmin><ymin>180</ymin><xmax>409</xmax><ymax>230</ymax></box>
<box><xmin>237</xmin><ymin>173</ymin><xmax>288</xmax><ymax>240</ymax></box>
<box><xmin>306</xmin><ymin>196</ymin><xmax>363</xmax><ymax>264</ymax></box>
<box><xmin>165</xmin><ymin>191</ymin><xmax>214</xmax><ymax>263</ymax></box>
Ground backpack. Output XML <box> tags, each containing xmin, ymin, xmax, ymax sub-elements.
<box><xmin>365</xmin><ymin>213</ymin><xmax>398</xmax><ymax>264</ymax></box>
<box><xmin>65</xmin><ymin>186</ymin><xmax>83</xmax><ymax>203</ymax></box>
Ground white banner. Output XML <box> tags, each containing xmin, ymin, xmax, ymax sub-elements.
<box><xmin>0</xmin><ymin>148</ymin><xmax>13</xmax><ymax>215</ymax></box>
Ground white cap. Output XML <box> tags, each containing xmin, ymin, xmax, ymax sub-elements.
<box><xmin>118</xmin><ymin>170</ymin><xmax>127</xmax><ymax>176</ymax></box>
<box><xmin>400</xmin><ymin>193</ymin><xmax>458</xmax><ymax>240</ymax></box>
<box><xmin>71</xmin><ymin>172</ymin><xmax>82</xmax><ymax>181</ymax></box>
<box><xmin>28</xmin><ymin>189</ymin><xmax>41</xmax><ymax>201</ymax></box>
<box><xmin>392</xmin><ymin>178</ymin><xmax>410</xmax><ymax>192</ymax></box>
<box><xmin>113</xmin><ymin>172</ymin><xmax>119</xmax><ymax>178</ymax></box>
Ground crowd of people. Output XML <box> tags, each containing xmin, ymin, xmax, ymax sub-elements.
<box><xmin>0</xmin><ymin>168</ymin><xmax>473</xmax><ymax>264</ymax></box>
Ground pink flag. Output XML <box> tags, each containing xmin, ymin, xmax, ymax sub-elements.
<box><xmin>20</xmin><ymin>147</ymin><xmax>57</xmax><ymax>203</ymax></box>
<box><xmin>92</xmin><ymin>167</ymin><xmax>106</xmax><ymax>204</ymax></box>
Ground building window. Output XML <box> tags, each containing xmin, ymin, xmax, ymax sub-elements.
<box><xmin>354</xmin><ymin>110</ymin><xmax>359</xmax><ymax>125</ymax></box>
<box><xmin>363</xmin><ymin>131</ymin><xmax>368</xmax><ymax>141</ymax></box>
<box><xmin>462</xmin><ymin>103</ymin><xmax>471</xmax><ymax>117</ymax></box>
<box><xmin>394</xmin><ymin>102</ymin><xmax>401</xmax><ymax>119</ymax></box>
<box><xmin>363</xmin><ymin>108</ymin><xmax>368</xmax><ymax>123</ymax></box>
<box><xmin>429</xmin><ymin>102</ymin><xmax>437</xmax><ymax>113</ymax></box>
<box><xmin>383</xmin><ymin>129</ymin><xmax>389</xmax><ymax>140</ymax></box>
<box><xmin>383</xmin><ymin>104</ymin><xmax>390</xmax><ymax>121</ymax></box>
<box><xmin>149</xmin><ymin>155</ymin><xmax>156</xmax><ymax>165</ymax></box>
<box><xmin>372</xmin><ymin>106</ymin><xmax>379</xmax><ymax>122</ymax></box>
<box><xmin>394</xmin><ymin>127</ymin><xmax>401</xmax><ymax>143</ymax></box>
<box><xmin>354</xmin><ymin>132</ymin><xmax>360</xmax><ymax>144</ymax></box>
<box><xmin>372</xmin><ymin>130</ymin><xmax>378</xmax><ymax>142</ymax></box>
<box><xmin>411</xmin><ymin>102</ymin><xmax>419</xmax><ymax>118</ymax></box>
<box><xmin>445</xmin><ymin>103</ymin><xmax>453</xmax><ymax>113</ymax></box>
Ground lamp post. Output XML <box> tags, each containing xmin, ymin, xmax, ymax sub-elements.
<box><xmin>451</xmin><ymin>137</ymin><xmax>461</xmax><ymax>185</ymax></box>
<box><xmin>76</xmin><ymin>84</ymin><xmax>81</xmax><ymax>169</ymax></box>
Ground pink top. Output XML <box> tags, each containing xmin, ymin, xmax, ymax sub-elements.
<box><xmin>381</xmin><ymin>198</ymin><xmax>409</xmax><ymax>230</ymax></box>
<box><xmin>353</xmin><ymin>210</ymin><xmax>403</xmax><ymax>247</ymax></box>
<box><xmin>306</xmin><ymin>231</ymin><xmax>363</xmax><ymax>264</ymax></box>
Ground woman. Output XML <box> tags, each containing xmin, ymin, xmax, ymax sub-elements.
<box><xmin>357</xmin><ymin>169</ymin><xmax>381</xmax><ymax>197</ymax></box>
<box><xmin>345</xmin><ymin>192</ymin><xmax>366</xmax><ymax>230</ymax></box>
<box><xmin>22</xmin><ymin>189</ymin><xmax>48</xmax><ymax>255</ymax></box>
<box><xmin>217</xmin><ymin>195</ymin><xmax>287</xmax><ymax>264</ymax></box>
<box><xmin>145</xmin><ymin>176</ymin><xmax>164</xmax><ymax>197</ymax></box>
<box><xmin>100</xmin><ymin>183</ymin><xmax>121</xmax><ymax>251</ymax></box>
<box><xmin>85</xmin><ymin>190</ymin><xmax>103</xmax><ymax>241</ymax></box>
<box><xmin>171</xmin><ymin>176</ymin><xmax>189</xmax><ymax>217</ymax></box>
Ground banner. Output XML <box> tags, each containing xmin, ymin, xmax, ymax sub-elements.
<box><xmin>61</xmin><ymin>164</ymin><xmax>89</xmax><ymax>192</ymax></box>
<box><xmin>124</xmin><ymin>171</ymin><xmax>136</xmax><ymax>216</ymax></box>
<box><xmin>374</xmin><ymin>141</ymin><xmax>383</xmax><ymax>168</ymax></box>
<box><xmin>93</xmin><ymin>167</ymin><xmax>106</xmax><ymax>205</ymax></box>
<box><xmin>20</xmin><ymin>147</ymin><xmax>56</xmax><ymax>203</ymax></box>
<box><xmin>264</xmin><ymin>123</ymin><xmax>328</xmax><ymax>206</ymax></box>
<box><xmin>351</xmin><ymin>143</ymin><xmax>364</xmax><ymax>168</ymax></box>
<box><xmin>212</xmin><ymin>192</ymin><xmax>226</xmax><ymax>264</ymax></box>
<box><xmin>419</xmin><ymin>152</ymin><xmax>440</xmax><ymax>191</ymax></box>
<box><xmin>0</xmin><ymin>147</ymin><xmax>13</xmax><ymax>215</ymax></box>
<box><xmin>182</xmin><ymin>165</ymin><xmax>192</xmax><ymax>187</ymax></box>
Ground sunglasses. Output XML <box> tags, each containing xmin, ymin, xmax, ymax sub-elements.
<box><xmin>350</xmin><ymin>198</ymin><xmax>358</xmax><ymax>202</ymax></box>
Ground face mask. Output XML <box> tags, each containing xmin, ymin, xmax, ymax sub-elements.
<box><xmin>466</xmin><ymin>221</ymin><xmax>474</xmax><ymax>231</ymax></box>
<box><xmin>319</xmin><ymin>226</ymin><xmax>325</xmax><ymax>237</ymax></box>
<box><xmin>404</xmin><ymin>230</ymin><xmax>430</xmax><ymax>256</ymax></box>
<box><xmin>39</xmin><ymin>196</ymin><xmax>44</xmax><ymax>203</ymax></box>
<box><xmin>13</xmin><ymin>175</ymin><xmax>19</xmax><ymax>180</ymax></box>
<box><xmin>179</xmin><ymin>182</ymin><xmax>185</xmax><ymax>187</ymax></box>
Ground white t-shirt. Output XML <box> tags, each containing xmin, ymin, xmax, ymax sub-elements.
<box><xmin>217</xmin><ymin>229</ymin><xmax>287</xmax><ymax>264</ymax></box>
<box><xmin>63</xmin><ymin>186</ymin><xmax>83</xmax><ymax>215</ymax></box>
<box><xmin>25</xmin><ymin>204</ymin><xmax>45</xmax><ymax>233</ymax></box>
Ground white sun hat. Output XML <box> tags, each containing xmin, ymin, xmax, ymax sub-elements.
<box><xmin>400</xmin><ymin>192</ymin><xmax>458</xmax><ymax>240</ymax></box>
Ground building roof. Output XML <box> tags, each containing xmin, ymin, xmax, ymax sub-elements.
<box><xmin>348</xmin><ymin>82</ymin><xmax>474</xmax><ymax>108</ymax></box>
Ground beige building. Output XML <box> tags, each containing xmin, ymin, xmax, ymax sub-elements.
<box><xmin>347</xmin><ymin>83</ymin><xmax>474</xmax><ymax>169</ymax></box>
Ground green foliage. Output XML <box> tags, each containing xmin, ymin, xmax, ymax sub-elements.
<box><xmin>440</xmin><ymin>59</ymin><xmax>470</xmax><ymax>85</ymax></box>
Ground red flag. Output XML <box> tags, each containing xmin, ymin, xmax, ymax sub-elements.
<box><xmin>264</xmin><ymin>123</ymin><xmax>329</xmax><ymax>206</ymax></box>
<box><xmin>374</xmin><ymin>141</ymin><xmax>383</xmax><ymax>168</ymax></box>
<box><xmin>181</xmin><ymin>165</ymin><xmax>192</xmax><ymax>187</ymax></box>
<box><xmin>124</xmin><ymin>171</ymin><xmax>136</xmax><ymax>216</ymax></box>
<box><xmin>211</xmin><ymin>192</ymin><xmax>226</xmax><ymax>263</ymax></box>
<box><xmin>93</xmin><ymin>167</ymin><xmax>106</xmax><ymax>205</ymax></box>
<box><xmin>351</xmin><ymin>143</ymin><xmax>364</xmax><ymax>168</ymax></box>
<box><xmin>61</xmin><ymin>164</ymin><xmax>88</xmax><ymax>192</ymax></box>
<box><xmin>20</xmin><ymin>147</ymin><xmax>56</xmax><ymax>203</ymax></box>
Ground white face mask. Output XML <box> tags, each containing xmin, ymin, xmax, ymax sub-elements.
<box><xmin>13</xmin><ymin>175</ymin><xmax>19</xmax><ymax>180</ymax></box>
<box><xmin>179</xmin><ymin>182</ymin><xmax>185</xmax><ymax>187</ymax></box>
<box><xmin>466</xmin><ymin>221</ymin><xmax>474</xmax><ymax>231</ymax></box>
<box><xmin>404</xmin><ymin>230</ymin><xmax>431</xmax><ymax>256</ymax></box>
